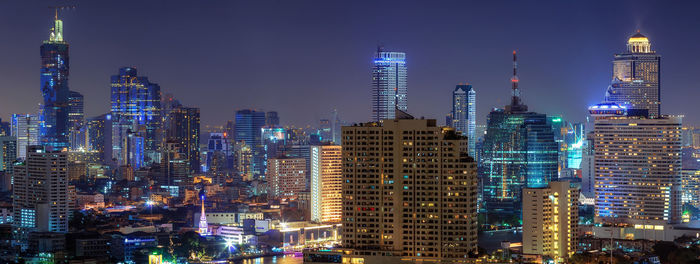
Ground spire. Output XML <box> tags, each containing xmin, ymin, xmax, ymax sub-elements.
<box><xmin>198</xmin><ymin>192</ymin><xmax>209</xmax><ymax>236</ymax></box>
<box><xmin>47</xmin><ymin>5</ymin><xmax>74</xmax><ymax>43</ymax></box>
<box><xmin>505</xmin><ymin>51</ymin><xmax>528</xmax><ymax>113</ymax></box>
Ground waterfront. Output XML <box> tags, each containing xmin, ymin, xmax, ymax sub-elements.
<box><xmin>478</xmin><ymin>229</ymin><xmax>522</xmax><ymax>252</ymax></box>
<box><xmin>240</xmin><ymin>255</ymin><xmax>303</xmax><ymax>264</ymax></box>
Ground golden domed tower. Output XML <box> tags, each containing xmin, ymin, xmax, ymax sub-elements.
<box><xmin>626</xmin><ymin>31</ymin><xmax>652</xmax><ymax>53</ymax></box>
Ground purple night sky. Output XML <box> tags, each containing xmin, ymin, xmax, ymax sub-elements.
<box><xmin>1</xmin><ymin>0</ymin><xmax>699</xmax><ymax>128</ymax></box>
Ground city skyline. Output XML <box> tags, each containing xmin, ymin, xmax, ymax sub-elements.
<box><xmin>1</xmin><ymin>1</ymin><xmax>700</xmax><ymax>128</ymax></box>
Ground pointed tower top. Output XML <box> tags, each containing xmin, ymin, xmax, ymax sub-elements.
<box><xmin>47</xmin><ymin>6</ymin><xmax>75</xmax><ymax>43</ymax></box>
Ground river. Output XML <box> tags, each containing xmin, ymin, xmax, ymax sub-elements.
<box><xmin>240</xmin><ymin>255</ymin><xmax>303</xmax><ymax>264</ymax></box>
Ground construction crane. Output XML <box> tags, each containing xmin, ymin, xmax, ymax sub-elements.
<box><xmin>48</xmin><ymin>5</ymin><xmax>76</xmax><ymax>20</ymax></box>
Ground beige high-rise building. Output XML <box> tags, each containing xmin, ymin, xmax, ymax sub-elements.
<box><xmin>590</xmin><ymin>106</ymin><xmax>682</xmax><ymax>226</ymax></box>
<box><xmin>310</xmin><ymin>144</ymin><xmax>342</xmax><ymax>223</ymax></box>
<box><xmin>341</xmin><ymin>117</ymin><xmax>477</xmax><ymax>261</ymax></box>
<box><xmin>267</xmin><ymin>157</ymin><xmax>306</xmax><ymax>198</ymax></box>
<box><xmin>523</xmin><ymin>181</ymin><xmax>579</xmax><ymax>262</ymax></box>
<box><xmin>13</xmin><ymin>146</ymin><xmax>69</xmax><ymax>233</ymax></box>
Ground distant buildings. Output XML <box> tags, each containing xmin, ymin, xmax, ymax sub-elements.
<box><xmin>166</xmin><ymin>106</ymin><xmax>200</xmax><ymax>173</ymax></box>
<box><xmin>267</xmin><ymin>157</ymin><xmax>306</xmax><ymax>198</ymax></box>
<box><xmin>234</xmin><ymin>110</ymin><xmax>267</xmax><ymax>178</ymax></box>
<box><xmin>523</xmin><ymin>181</ymin><xmax>579</xmax><ymax>262</ymax></box>
<box><xmin>342</xmin><ymin>117</ymin><xmax>477</xmax><ymax>260</ymax></box>
<box><xmin>0</xmin><ymin>136</ymin><xmax>16</xmax><ymax>191</ymax></box>
<box><xmin>110</xmin><ymin>67</ymin><xmax>162</xmax><ymax>167</ymax></box>
<box><xmin>479</xmin><ymin>52</ymin><xmax>558</xmax><ymax>217</ymax></box>
<box><xmin>67</xmin><ymin>91</ymin><xmax>84</xmax><ymax>131</ymax></box>
<box><xmin>448</xmin><ymin>84</ymin><xmax>476</xmax><ymax>157</ymax></box>
<box><xmin>371</xmin><ymin>46</ymin><xmax>407</xmax><ymax>121</ymax></box>
<box><xmin>310</xmin><ymin>144</ymin><xmax>342</xmax><ymax>224</ymax></box>
<box><xmin>606</xmin><ymin>32</ymin><xmax>661</xmax><ymax>118</ymax></box>
<box><xmin>13</xmin><ymin>146</ymin><xmax>69</xmax><ymax>233</ymax></box>
<box><xmin>39</xmin><ymin>16</ymin><xmax>71</xmax><ymax>150</ymax></box>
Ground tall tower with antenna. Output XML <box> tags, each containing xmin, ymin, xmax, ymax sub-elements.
<box><xmin>505</xmin><ymin>51</ymin><xmax>527</xmax><ymax>113</ymax></box>
<box><xmin>40</xmin><ymin>6</ymin><xmax>74</xmax><ymax>150</ymax></box>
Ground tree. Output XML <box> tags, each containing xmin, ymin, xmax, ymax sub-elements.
<box><xmin>653</xmin><ymin>241</ymin><xmax>679</xmax><ymax>263</ymax></box>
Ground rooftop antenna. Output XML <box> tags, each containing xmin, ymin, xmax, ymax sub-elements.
<box><xmin>48</xmin><ymin>5</ymin><xmax>76</xmax><ymax>20</ymax></box>
<box><xmin>505</xmin><ymin>50</ymin><xmax>528</xmax><ymax>112</ymax></box>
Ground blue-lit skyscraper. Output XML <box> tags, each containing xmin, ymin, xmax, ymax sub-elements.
<box><xmin>372</xmin><ymin>46</ymin><xmax>407</xmax><ymax>121</ymax></box>
<box><xmin>110</xmin><ymin>67</ymin><xmax>162</xmax><ymax>167</ymax></box>
<box><xmin>479</xmin><ymin>52</ymin><xmax>558</xmax><ymax>218</ymax></box>
<box><xmin>234</xmin><ymin>110</ymin><xmax>266</xmax><ymax>178</ymax></box>
<box><xmin>39</xmin><ymin>16</ymin><xmax>71</xmax><ymax>150</ymax></box>
<box><xmin>450</xmin><ymin>84</ymin><xmax>476</xmax><ymax>157</ymax></box>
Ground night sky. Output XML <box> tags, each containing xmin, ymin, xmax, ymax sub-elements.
<box><xmin>1</xmin><ymin>0</ymin><xmax>699</xmax><ymax>128</ymax></box>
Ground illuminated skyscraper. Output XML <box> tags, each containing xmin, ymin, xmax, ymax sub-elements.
<box><xmin>450</xmin><ymin>84</ymin><xmax>476</xmax><ymax>157</ymax></box>
<box><xmin>590</xmin><ymin>103</ymin><xmax>682</xmax><ymax>226</ymax></box>
<box><xmin>606</xmin><ymin>32</ymin><xmax>661</xmax><ymax>117</ymax></box>
<box><xmin>523</xmin><ymin>181</ymin><xmax>579</xmax><ymax>262</ymax></box>
<box><xmin>39</xmin><ymin>15</ymin><xmax>71</xmax><ymax>149</ymax></box>
<box><xmin>234</xmin><ymin>110</ymin><xmax>266</xmax><ymax>177</ymax></box>
<box><xmin>11</xmin><ymin>114</ymin><xmax>40</xmax><ymax>159</ymax></box>
<box><xmin>372</xmin><ymin>46</ymin><xmax>407</xmax><ymax>121</ymax></box>
<box><xmin>13</xmin><ymin>146</ymin><xmax>69</xmax><ymax>233</ymax></box>
<box><xmin>166</xmin><ymin>106</ymin><xmax>200</xmax><ymax>173</ymax></box>
<box><xmin>342</xmin><ymin>118</ymin><xmax>478</xmax><ymax>260</ymax></box>
<box><xmin>110</xmin><ymin>67</ymin><xmax>162</xmax><ymax>167</ymax></box>
<box><xmin>310</xmin><ymin>144</ymin><xmax>342</xmax><ymax>223</ymax></box>
<box><xmin>479</xmin><ymin>52</ymin><xmax>559</xmax><ymax>217</ymax></box>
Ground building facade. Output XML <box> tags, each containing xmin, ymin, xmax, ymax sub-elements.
<box><xmin>342</xmin><ymin>118</ymin><xmax>478</xmax><ymax>260</ymax></box>
<box><xmin>523</xmin><ymin>181</ymin><xmax>579</xmax><ymax>262</ymax></box>
<box><xmin>591</xmin><ymin>105</ymin><xmax>682</xmax><ymax>225</ymax></box>
<box><xmin>267</xmin><ymin>157</ymin><xmax>306</xmax><ymax>198</ymax></box>
<box><xmin>371</xmin><ymin>47</ymin><xmax>407</xmax><ymax>122</ymax></box>
<box><xmin>310</xmin><ymin>144</ymin><xmax>342</xmax><ymax>224</ymax></box>
<box><xmin>13</xmin><ymin>146</ymin><xmax>69</xmax><ymax>233</ymax></box>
